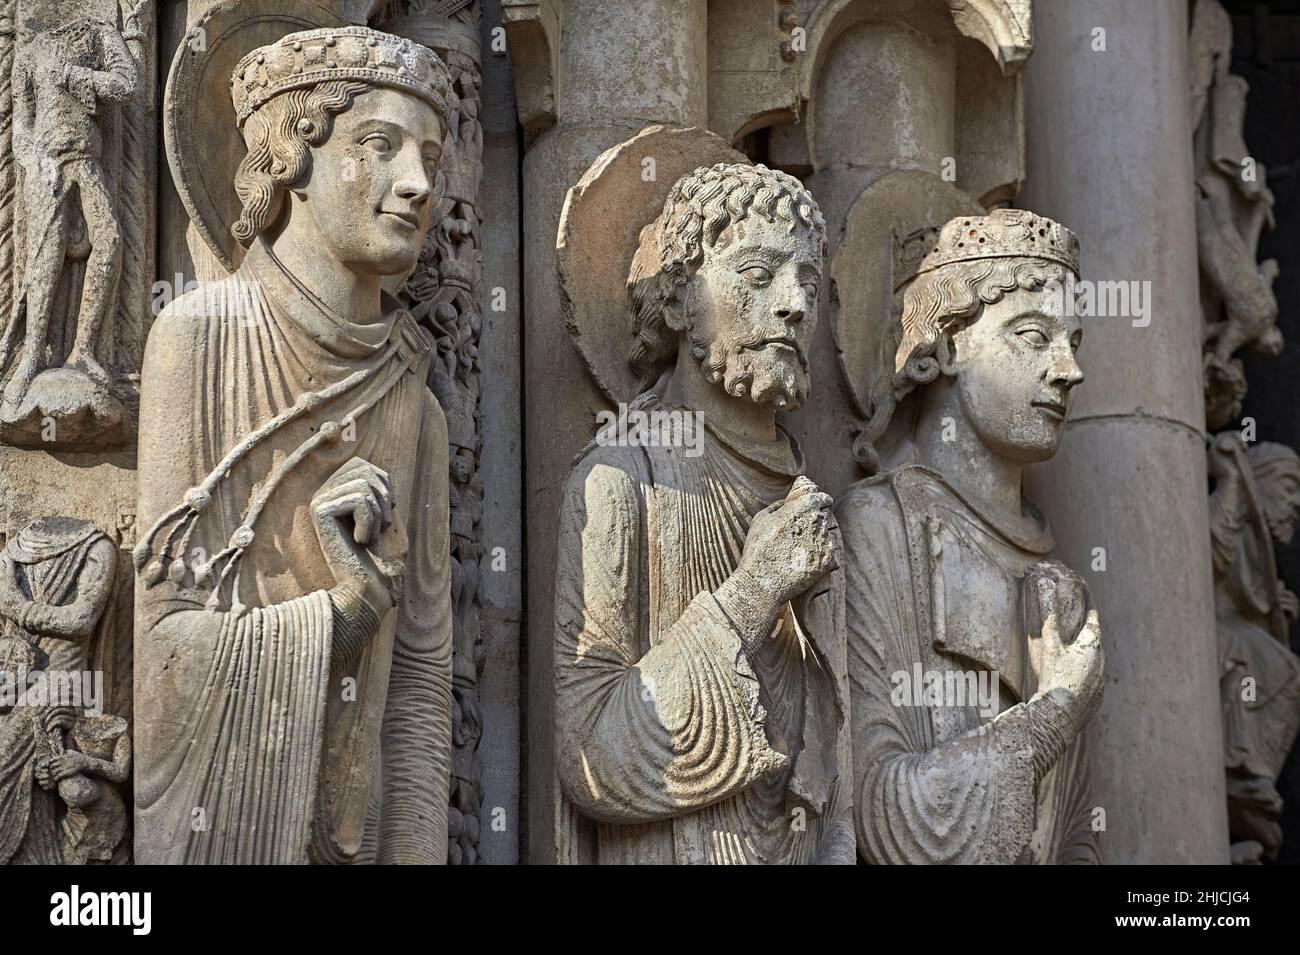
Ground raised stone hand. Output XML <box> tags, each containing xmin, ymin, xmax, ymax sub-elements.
<box><xmin>741</xmin><ymin>475</ymin><xmax>840</xmax><ymax>608</ymax></box>
<box><xmin>311</xmin><ymin>457</ymin><xmax>408</xmax><ymax>620</ymax></box>
<box><xmin>715</xmin><ymin>475</ymin><xmax>840</xmax><ymax>656</ymax></box>
<box><xmin>1027</xmin><ymin>561</ymin><xmax>1105</xmax><ymax>732</ymax></box>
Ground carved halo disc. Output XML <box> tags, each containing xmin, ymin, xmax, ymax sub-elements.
<box><xmin>163</xmin><ymin>0</ymin><xmax>346</xmax><ymax>273</ymax></box>
<box><xmin>556</xmin><ymin>124</ymin><xmax>747</xmax><ymax>406</ymax></box>
<box><xmin>831</xmin><ymin>169</ymin><xmax>985</xmax><ymax>418</ymax></box>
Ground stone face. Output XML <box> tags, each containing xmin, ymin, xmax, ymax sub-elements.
<box><xmin>133</xmin><ymin>19</ymin><xmax>456</xmax><ymax>864</ymax></box>
<box><xmin>839</xmin><ymin>210</ymin><xmax>1103</xmax><ymax>864</ymax></box>
<box><xmin>553</xmin><ymin>160</ymin><xmax>853</xmax><ymax>864</ymax></box>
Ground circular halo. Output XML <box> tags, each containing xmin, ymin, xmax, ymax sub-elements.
<box><xmin>556</xmin><ymin>124</ymin><xmax>747</xmax><ymax>405</ymax></box>
<box><xmin>831</xmin><ymin>169</ymin><xmax>984</xmax><ymax>417</ymax></box>
<box><xmin>164</xmin><ymin>0</ymin><xmax>346</xmax><ymax>274</ymax></box>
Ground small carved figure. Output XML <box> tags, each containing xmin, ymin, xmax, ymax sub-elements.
<box><xmin>0</xmin><ymin>516</ymin><xmax>122</xmax><ymax>865</ymax></box>
<box><xmin>1208</xmin><ymin>434</ymin><xmax>1300</xmax><ymax>863</ymax></box>
<box><xmin>0</xmin><ymin>635</ymin><xmax>64</xmax><ymax>864</ymax></box>
<box><xmin>0</xmin><ymin>2</ymin><xmax>147</xmax><ymax>439</ymax></box>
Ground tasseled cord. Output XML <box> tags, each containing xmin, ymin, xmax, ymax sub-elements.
<box><xmin>134</xmin><ymin>352</ymin><xmax>412</xmax><ymax>615</ymax></box>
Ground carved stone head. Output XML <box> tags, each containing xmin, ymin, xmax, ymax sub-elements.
<box><xmin>626</xmin><ymin>162</ymin><xmax>827</xmax><ymax>410</ymax></box>
<box><xmin>229</xmin><ymin>26</ymin><xmax>454</xmax><ymax>276</ymax></box>
<box><xmin>891</xmin><ymin>209</ymin><xmax>1084</xmax><ymax>463</ymax></box>
<box><xmin>1249</xmin><ymin>443</ymin><xmax>1300</xmax><ymax>545</ymax></box>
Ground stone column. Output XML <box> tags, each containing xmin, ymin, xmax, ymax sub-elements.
<box><xmin>475</xmin><ymin>0</ymin><xmax>524</xmax><ymax>866</ymax></box>
<box><xmin>1020</xmin><ymin>0</ymin><xmax>1229</xmax><ymax>863</ymax></box>
<box><xmin>793</xmin><ymin>18</ymin><xmax>961</xmax><ymax>496</ymax></box>
<box><xmin>791</xmin><ymin>2</ymin><xmax>1029</xmax><ymax>496</ymax></box>
<box><xmin>510</xmin><ymin>0</ymin><xmax>707</xmax><ymax>862</ymax></box>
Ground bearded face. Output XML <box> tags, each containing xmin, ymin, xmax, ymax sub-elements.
<box><xmin>679</xmin><ymin>214</ymin><xmax>823</xmax><ymax>411</ymax></box>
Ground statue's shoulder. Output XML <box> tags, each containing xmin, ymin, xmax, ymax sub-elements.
<box><xmin>835</xmin><ymin>470</ymin><xmax>907</xmax><ymax>524</ymax></box>
<box><xmin>148</xmin><ymin>273</ymin><xmax>258</xmax><ymax>358</ymax></box>
<box><xmin>562</xmin><ymin>440</ymin><xmax>652</xmax><ymax>513</ymax></box>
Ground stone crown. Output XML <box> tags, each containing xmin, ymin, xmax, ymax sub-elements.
<box><xmin>230</xmin><ymin>26</ymin><xmax>454</xmax><ymax>127</ymax></box>
<box><xmin>894</xmin><ymin>208</ymin><xmax>1080</xmax><ymax>289</ymax></box>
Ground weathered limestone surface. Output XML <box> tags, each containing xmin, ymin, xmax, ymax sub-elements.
<box><xmin>0</xmin><ymin>0</ymin><xmax>155</xmax><ymax>450</ymax></box>
<box><xmin>135</xmin><ymin>18</ymin><xmax>456</xmax><ymax>863</ymax></box>
<box><xmin>1021</xmin><ymin>0</ymin><xmax>1228</xmax><ymax>863</ymax></box>
<box><xmin>554</xmin><ymin>159</ymin><xmax>852</xmax><ymax>864</ymax></box>
<box><xmin>0</xmin><ymin>0</ymin><xmax>151</xmax><ymax>865</ymax></box>
<box><xmin>4</xmin><ymin>0</ymin><xmax>1291</xmax><ymax>866</ymax></box>
<box><xmin>1190</xmin><ymin>0</ymin><xmax>1300</xmax><ymax>865</ymax></box>
<box><xmin>839</xmin><ymin>210</ymin><xmax>1103</xmax><ymax>864</ymax></box>
<box><xmin>0</xmin><ymin>516</ymin><xmax>127</xmax><ymax>864</ymax></box>
<box><xmin>470</xmin><ymin>0</ymin><xmax>523</xmax><ymax>866</ymax></box>
<box><xmin>513</xmin><ymin>0</ymin><xmax>708</xmax><ymax>862</ymax></box>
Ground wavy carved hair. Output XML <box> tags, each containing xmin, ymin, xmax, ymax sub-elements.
<box><xmin>232</xmin><ymin>80</ymin><xmax>372</xmax><ymax>246</ymax></box>
<box><xmin>853</xmin><ymin>255</ymin><xmax>1070</xmax><ymax>473</ymax></box>
<box><xmin>626</xmin><ymin>161</ymin><xmax>826</xmax><ymax>390</ymax></box>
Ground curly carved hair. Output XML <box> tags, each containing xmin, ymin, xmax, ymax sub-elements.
<box><xmin>626</xmin><ymin>161</ymin><xmax>827</xmax><ymax>390</ymax></box>
<box><xmin>853</xmin><ymin>256</ymin><xmax>1071</xmax><ymax>473</ymax></box>
<box><xmin>232</xmin><ymin>80</ymin><xmax>374</xmax><ymax>245</ymax></box>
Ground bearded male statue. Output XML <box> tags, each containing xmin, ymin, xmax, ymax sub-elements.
<box><xmin>134</xmin><ymin>24</ymin><xmax>456</xmax><ymax>864</ymax></box>
<box><xmin>554</xmin><ymin>161</ymin><xmax>854</xmax><ymax>864</ymax></box>
<box><xmin>839</xmin><ymin>209</ymin><xmax>1105</xmax><ymax>864</ymax></box>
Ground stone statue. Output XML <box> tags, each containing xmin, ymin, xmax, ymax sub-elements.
<box><xmin>135</xmin><ymin>23</ymin><xmax>456</xmax><ymax>864</ymax></box>
<box><xmin>0</xmin><ymin>634</ymin><xmax>62</xmax><ymax>863</ymax></box>
<box><xmin>1208</xmin><ymin>434</ymin><xmax>1300</xmax><ymax>863</ymax></box>
<box><xmin>0</xmin><ymin>0</ymin><xmax>147</xmax><ymax>446</ymax></box>
<box><xmin>553</xmin><ymin>161</ymin><xmax>854</xmax><ymax>864</ymax></box>
<box><xmin>1190</xmin><ymin>0</ymin><xmax>1282</xmax><ymax>431</ymax></box>
<box><xmin>0</xmin><ymin>516</ymin><xmax>123</xmax><ymax>864</ymax></box>
<box><xmin>839</xmin><ymin>209</ymin><xmax>1105</xmax><ymax>864</ymax></box>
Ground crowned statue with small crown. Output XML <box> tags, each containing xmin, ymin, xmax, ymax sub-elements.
<box><xmin>133</xmin><ymin>9</ymin><xmax>457</xmax><ymax>864</ymax></box>
<box><xmin>838</xmin><ymin>209</ymin><xmax>1106</xmax><ymax>864</ymax></box>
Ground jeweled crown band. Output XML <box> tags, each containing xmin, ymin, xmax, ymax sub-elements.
<box><xmin>231</xmin><ymin>26</ymin><xmax>454</xmax><ymax>127</ymax></box>
<box><xmin>894</xmin><ymin>208</ymin><xmax>1081</xmax><ymax>289</ymax></box>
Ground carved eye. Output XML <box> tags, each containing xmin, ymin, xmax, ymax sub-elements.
<box><xmin>801</xmin><ymin>282</ymin><xmax>820</xmax><ymax>299</ymax></box>
<box><xmin>1016</xmin><ymin>328</ymin><xmax>1050</xmax><ymax>347</ymax></box>
<box><xmin>739</xmin><ymin>265</ymin><xmax>773</xmax><ymax>286</ymax></box>
<box><xmin>361</xmin><ymin>132</ymin><xmax>393</xmax><ymax>153</ymax></box>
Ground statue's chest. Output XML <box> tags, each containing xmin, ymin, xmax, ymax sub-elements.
<box><xmin>925</xmin><ymin>510</ymin><xmax>1036</xmax><ymax>708</ymax></box>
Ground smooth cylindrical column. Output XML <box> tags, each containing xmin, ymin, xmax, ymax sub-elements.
<box><xmin>793</xmin><ymin>19</ymin><xmax>959</xmax><ymax>497</ymax></box>
<box><xmin>1020</xmin><ymin>0</ymin><xmax>1229</xmax><ymax>863</ymax></box>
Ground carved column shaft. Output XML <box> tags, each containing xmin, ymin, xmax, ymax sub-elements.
<box><xmin>1021</xmin><ymin>0</ymin><xmax>1229</xmax><ymax>862</ymax></box>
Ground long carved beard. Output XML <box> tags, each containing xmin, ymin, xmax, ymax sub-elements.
<box><xmin>690</xmin><ymin>326</ymin><xmax>810</xmax><ymax>411</ymax></box>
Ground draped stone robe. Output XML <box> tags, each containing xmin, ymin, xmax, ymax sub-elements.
<box><xmin>135</xmin><ymin>240</ymin><xmax>453</xmax><ymax>864</ymax></box>
<box><xmin>4</xmin><ymin>518</ymin><xmax>114</xmax><ymax>674</ymax></box>
<box><xmin>0</xmin><ymin>696</ymin><xmax>60</xmax><ymax>864</ymax></box>
<box><xmin>838</xmin><ymin>466</ymin><xmax>1097</xmax><ymax>864</ymax></box>
<box><xmin>554</xmin><ymin>391</ymin><xmax>853</xmax><ymax>864</ymax></box>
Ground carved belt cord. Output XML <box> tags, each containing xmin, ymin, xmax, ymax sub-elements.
<box><xmin>134</xmin><ymin>344</ymin><xmax>419</xmax><ymax>615</ymax></box>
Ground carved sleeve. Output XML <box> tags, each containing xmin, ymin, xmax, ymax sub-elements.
<box><xmin>376</xmin><ymin>389</ymin><xmax>454</xmax><ymax>863</ymax></box>
<box><xmin>13</xmin><ymin>538</ymin><xmax>116</xmax><ymax>640</ymax></box>
<box><xmin>554</xmin><ymin>452</ymin><xmax>788</xmax><ymax>826</ymax></box>
<box><xmin>70</xmin><ymin>26</ymin><xmax>138</xmax><ymax>105</ymax></box>
<box><xmin>839</xmin><ymin>488</ymin><xmax>1066</xmax><ymax>865</ymax></box>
